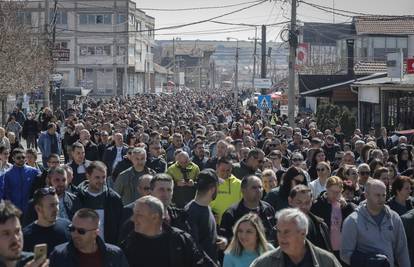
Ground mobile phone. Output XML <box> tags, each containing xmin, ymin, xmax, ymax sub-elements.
<box><xmin>34</xmin><ymin>243</ymin><xmax>47</xmax><ymax>261</ymax></box>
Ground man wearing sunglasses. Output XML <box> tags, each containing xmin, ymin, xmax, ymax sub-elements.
<box><xmin>2</xmin><ymin>148</ymin><xmax>41</xmax><ymax>214</ymax></box>
<box><xmin>232</xmin><ymin>148</ymin><xmax>264</xmax><ymax>180</ymax></box>
<box><xmin>49</xmin><ymin>208</ymin><xmax>128</xmax><ymax>267</ymax></box>
<box><xmin>23</xmin><ymin>187</ymin><xmax>71</xmax><ymax>256</ymax></box>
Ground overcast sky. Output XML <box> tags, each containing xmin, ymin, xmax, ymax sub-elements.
<box><xmin>134</xmin><ymin>0</ymin><xmax>414</xmax><ymax>41</ymax></box>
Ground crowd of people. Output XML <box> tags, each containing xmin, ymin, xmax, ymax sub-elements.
<box><xmin>0</xmin><ymin>90</ymin><xmax>412</xmax><ymax>267</ymax></box>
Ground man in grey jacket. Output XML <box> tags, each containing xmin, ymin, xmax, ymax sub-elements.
<box><xmin>340</xmin><ymin>179</ymin><xmax>410</xmax><ymax>267</ymax></box>
<box><xmin>251</xmin><ymin>208</ymin><xmax>340</xmax><ymax>267</ymax></box>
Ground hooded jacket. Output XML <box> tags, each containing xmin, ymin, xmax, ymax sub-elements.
<box><xmin>340</xmin><ymin>203</ymin><xmax>410</xmax><ymax>267</ymax></box>
<box><xmin>73</xmin><ymin>181</ymin><xmax>123</xmax><ymax>245</ymax></box>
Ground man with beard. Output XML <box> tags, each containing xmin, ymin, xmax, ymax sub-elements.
<box><xmin>23</xmin><ymin>187</ymin><xmax>71</xmax><ymax>256</ymax></box>
<box><xmin>49</xmin><ymin>209</ymin><xmax>128</xmax><ymax>267</ymax></box>
<box><xmin>74</xmin><ymin>161</ymin><xmax>123</xmax><ymax>245</ymax></box>
<box><xmin>0</xmin><ymin>200</ymin><xmax>48</xmax><ymax>267</ymax></box>
<box><xmin>185</xmin><ymin>169</ymin><xmax>224</xmax><ymax>264</ymax></box>
<box><xmin>23</xmin><ymin>167</ymin><xmax>78</xmax><ymax>227</ymax></box>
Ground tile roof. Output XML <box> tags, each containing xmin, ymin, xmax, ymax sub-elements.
<box><xmin>354</xmin><ymin>61</ymin><xmax>407</xmax><ymax>75</ymax></box>
<box><xmin>354</xmin><ymin>61</ymin><xmax>387</xmax><ymax>75</ymax></box>
<box><xmin>354</xmin><ymin>16</ymin><xmax>414</xmax><ymax>35</ymax></box>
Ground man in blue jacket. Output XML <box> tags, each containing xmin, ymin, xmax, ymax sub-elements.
<box><xmin>38</xmin><ymin>123</ymin><xmax>61</xmax><ymax>167</ymax></box>
<box><xmin>49</xmin><ymin>208</ymin><xmax>128</xmax><ymax>267</ymax></box>
<box><xmin>2</xmin><ymin>148</ymin><xmax>40</xmax><ymax>214</ymax></box>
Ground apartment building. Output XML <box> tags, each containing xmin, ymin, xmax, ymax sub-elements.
<box><xmin>20</xmin><ymin>0</ymin><xmax>155</xmax><ymax>96</ymax></box>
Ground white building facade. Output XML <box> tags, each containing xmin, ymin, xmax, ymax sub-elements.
<box><xmin>22</xmin><ymin>0</ymin><xmax>155</xmax><ymax>96</ymax></box>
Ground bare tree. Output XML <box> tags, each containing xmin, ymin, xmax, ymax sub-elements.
<box><xmin>0</xmin><ymin>1</ymin><xmax>52</xmax><ymax>123</ymax></box>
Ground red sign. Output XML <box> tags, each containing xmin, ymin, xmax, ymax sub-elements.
<box><xmin>407</xmin><ymin>58</ymin><xmax>414</xmax><ymax>74</ymax></box>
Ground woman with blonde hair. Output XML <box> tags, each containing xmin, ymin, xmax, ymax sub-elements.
<box><xmin>223</xmin><ymin>213</ymin><xmax>274</xmax><ymax>267</ymax></box>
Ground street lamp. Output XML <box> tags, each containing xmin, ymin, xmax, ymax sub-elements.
<box><xmin>227</xmin><ymin>37</ymin><xmax>239</xmax><ymax>107</ymax></box>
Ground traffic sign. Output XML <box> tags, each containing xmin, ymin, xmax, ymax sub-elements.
<box><xmin>257</xmin><ymin>95</ymin><xmax>271</xmax><ymax>110</ymax></box>
<box><xmin>254</xmin><ymin>78</ymin><xmax>272</xmax><ymax>89</ymax></box>
<box><xmin>407</xmin><ymin>58</ymin><xmax>414</xmax><ymax>74</ymax></box>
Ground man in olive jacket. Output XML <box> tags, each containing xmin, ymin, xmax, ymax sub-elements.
<box><xmin>251</xmin><ymin>208</ymin><xmax>340</xmax><ymax>267</ymax></box>
<box><xmin>114</xmin><ymin>147</ymin><xmax>155</xmax><ymax>205</ymax></box>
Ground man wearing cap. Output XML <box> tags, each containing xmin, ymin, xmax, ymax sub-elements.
<box><xmin>185</xmin><ymin>169</ymin><xmax>224</xmax><ymax>264</ymax></box>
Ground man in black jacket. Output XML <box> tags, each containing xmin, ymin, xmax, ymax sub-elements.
<box><xmin>78</xmin><ymin>129</ymin><xmax>99</xmax><ymax>161</ymax></box>
<box><xmin>23</xmin><ymin>166</ymin><xmax>78</xmax><ymax>227</ymax></box>
<box><xmin>191</xmin><ymin>140</ymin><xmax>208</xmax><ymax>171</ymax></box>
<box><xmin>220</xmin><ymin>175</ymin><xmax>276</xmax><ymax>244</ymax></box>
<box><xmin>103</xmin><ymin>132</ymin><xmax>128</xmax><ymax>176</ymax></box>
<box><xmin>288</xmin><ymin>185</ymin><xmax>332</xmax><ymax>252</ymax></box>
<box><xmin>49</xmin><ymin>208</ymin><xmax>128</xmax><ymax>267</ymax></box>
<box><xmin>73</xmin><ymin>161</ymin><xmax>123</xmax><ymax>245</ymax></box>
<box><xmin>68</xmin><ymin>142</ymin><xmax>91</xmax><ymax>186</ymax></box>
<box><xmin>146</xmin><ymin>141</ymin><xmax>167</xmax><ymax>173</ymax></box>
<box><xmin>119</xmin><ymin>173</ymin><xmax>191</xmax><ymax>243</ymax></box>
<box><xmin>121</xmin><ymin>195</ymin><xmax>216</xmax><ymax>267</ymax></box>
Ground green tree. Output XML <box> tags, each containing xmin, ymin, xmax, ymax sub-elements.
<box><xmin>316</xmin><ymin>104</ymin><xmax>356</xmax><ymax>138</ymax></box>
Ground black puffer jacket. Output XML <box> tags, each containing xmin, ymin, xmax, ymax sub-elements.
<box><xmin>310</xmin><ymin>193</ymin><xmax>356</xmax><ymax>232</ymax></box>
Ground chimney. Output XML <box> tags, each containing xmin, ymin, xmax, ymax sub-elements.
<box><xmin>346</xmin><ymin>39</ymin><xmax>355</xmax><ymax>77</ymax></box>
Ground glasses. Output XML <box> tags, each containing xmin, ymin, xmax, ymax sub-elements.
<box><xmin>268</xmin><ymin>144</ymin><xmax>278</xmax><ymax>147</ymax></box>
<box><xmin>33</xmin><ymin>187</ymin><xmax>56</xmax><ymax>199</ymax></box>
<box><xmin>48</xmin><ymin>161</ymin><xmax>60</xmax><ymax>164</ymax></box>
<box><xmin>15</xmin><ymin>156</ymin><xmax>25</xmax><ymax>160</ymax></box>
<box><xmin>292</xmin><ymin>158</ymin><xmax>302</xmax><ymax>162</ymax></box>
<box><xmin>359</xmin><ymin>171</ymin><xmax>370</xmax><ymax>176</ymax></box>
<box><xmin>316</xmin><ymin>168</ymin><xmax>326</xmax><ymax>172</ymax></box>
<box><xmin>141</xmin><ymin>186</ymin><xmax>151</xmax><ymax>191</ymax></box>
<box><xmin>68</xmin><ymin>224</ymin><xmax>98</xmax><ymax>235</ymax></box>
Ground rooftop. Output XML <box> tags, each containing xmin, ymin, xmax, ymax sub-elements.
<box><xmin>354</xmin><ymin>16</ymin><xmax>414</xmax><ymax>35</ymax></box>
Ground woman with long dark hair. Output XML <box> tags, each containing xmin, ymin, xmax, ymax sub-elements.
<box><xmin>397</xmin><ymin>147</ymin><xmax>412</xmax><ymax>173</ymax></box>
<box><xmin>263</xmin><ymin>166</ymin><xmax>307</xmax><ymax>212</ymax></box>
<box><xmin>308</xmin><ymin>148</ymin><xmax>326</xmax><ymax>181</ymax></box>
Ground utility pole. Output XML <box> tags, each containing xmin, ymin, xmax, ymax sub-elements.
<box><xmin>252</xmin><ymin>27</ymin><xmax>257</xmax><ymax>89</ymax></box>
<box><xmin>288</xmin><ymin>0</ymin><xmax>298</xmax><ymax>126</ymax></box>
<box><xmin>260</xmin><ymin>25</ymin><xmax>267</xmax><ymax>95</ymax></box>
<box><xmin>235</xmin><ymin>40</ymin><xmax>239</xmax><ymax>105</ymax></box>
<box><xmin>261</xmin><ymin>25</ymin><xmax>266</xmax><ymax>79</ymax></box>
<box><xmin>172</xmin><ymin>37</ymin><xmax>176</xmax><ymax>84</ymax></box>
<box><xmin>44</xmin><ymin>0</ymin><xmax>50</xmax><ymax>107</ymax></box>
<box><xmin>227</xmin><ymin>37</ymin><xmax>239</xmax><ymax>106</ymax></box>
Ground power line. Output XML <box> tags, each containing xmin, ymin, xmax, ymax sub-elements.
<box><xmin>210</xmin><ymin>20</ymin><xmax>290</xmax><ymax>27</ymax></box>
<box><xmin>138</xmin><ymin>0</ymin><xmax>264</xmax><ymax>11</ymax></box>
<box><xmin>56</xmin><ymin>0</ymin><xmax>269</xmax><ymax>34</ymax></box>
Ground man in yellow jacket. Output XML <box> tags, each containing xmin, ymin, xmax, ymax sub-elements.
<box><xmin>210</xmin><ymin>157</ymin><xmax>242</xmax><ymax>224</ymax></box>
<box><xmin>167</xmin><ymin>151</ymin><xmax>200</xmax><ymax>208</ymax></box>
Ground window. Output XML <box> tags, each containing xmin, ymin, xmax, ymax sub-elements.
<box><xmin>55</xmin><ymin>41</ymin><xmax>68</xmax><ymax>49</ymax></box>
<box><xmin>117</xmin><ymin>14</ymin><xmax>126</xmax><ymax>24</ymax></box>
<box><xmin>386</xmin><ymin>37</ymin><xmax>396</xmax><ymax>49</ymax></box>
<box><xmin>79</xmin><ymin>13</ymin><xmax>112</xmax><ymax>25</ymax></box>
<box><xmin>49</xmin><ymin>11</ymin><xmax>67</xmax><ymax>25</ymax></box>
<box><xmin>373</xmin><ymin>37</ymin><xmax>386</xmax><ymax>48</ymax></box>
<box><xmin>117</xmin><ymin>46</ymin><xmax>127</xmax><ymax>56</ymax></box>
<box><xmin>17</xmin><ymin>12</ymin><xmax>31</xmax><ymax>25</ymax></box>
<box><xmin>80</xmin><ymin>45</ymin><xmax>111</xmax><ymax>56</ymax></box>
